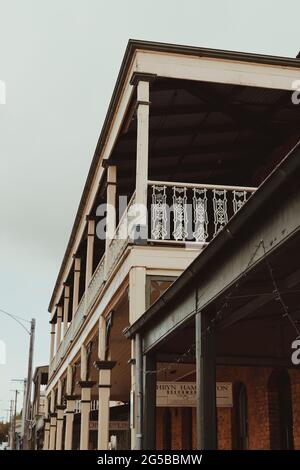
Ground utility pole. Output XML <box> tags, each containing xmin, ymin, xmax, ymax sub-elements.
<box><xmin>0</xmin><ymin>309</ymin><xmax>35</xmax><ymax>449</ymax></box>
<box><xmin>23</xmin><ymin>318</ymin><xmax>35</xmax><ymax>450</ymax></box>
<box><xmin>10</xmin><ymin>389</ymin><xmax>19</xmax><ymax>450</ymax></box>
<box><xmin>8</xmin><ymin>399</ymin><xmax>13</xmax><ymax>448</ymax></box>
<box><xmin>21</xmin><ymin>379</ymin><xmax>27</xmax><ymax>438</ymax></box>
<box><xmin>14</xmin><ymin>390</ymin><xmax>18</xmax><ymax>449</ymax></box>
<box><xmin>11</xmin><ymin>379</ymin><xmax>26</xmax><ymax>439</ymax></box>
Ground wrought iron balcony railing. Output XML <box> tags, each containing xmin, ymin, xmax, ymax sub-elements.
<box><xmin>49</xmin><ymin>181</ymin><xmax>256</xmax><ymax>377</ymax></box>
<box><xmin>49</xmin><ymin>196</ymin><xmax>136</xmax><ymax>377</ymax></box>
<box><xmin>105</xmin><ymin>191</ymin><xmax>136</xmax><ymax>277</ymax></box>
<box><xmin>148</xmin><ymin>180</ymin><xmax>256</xmax><ymax>244</ymax></box>
<box><xmin>86</xmin><ymin>255</ymin><xmax>105</xmax><ymax>314</ymax></box>
<box><xmin>49</xmin><ymin>293</ymin><xmax>86</xmax><ymax>375</ymax></box>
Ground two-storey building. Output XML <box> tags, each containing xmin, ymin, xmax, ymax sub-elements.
<box><xmin>43</xmin><ymin>40</ymin><xmax>300</xmax><ymax>450</ymax></box>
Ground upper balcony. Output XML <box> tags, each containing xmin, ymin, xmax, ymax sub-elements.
<box><xmin>49</xmin><ymin>177</ymin><xmax>256</xmax><ymax>375</ymax></box>
<box><xmin>48</xmin><ymin>46</ymin><xmax>300</xmax><ymax>379</ymax></box>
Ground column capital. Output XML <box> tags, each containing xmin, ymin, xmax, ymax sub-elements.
<box><xmin>65</xmin><ymin>394</ymin><xmax>80</xmax><ymax>400</ymax></box>
<box><xmin>106</xmin><ymin>165</ymin><xmax>117</xmax><ymax>185</ymax></box>
<box><xmin>135</xmin><ymin>100</ymin><xmax>151</xmax><ymax>110</ymax></box>
<box><xmin>63</xmin><ymin>284</ymin><xmax>70</xmax><ymax>294</ymax></box>
<box><xmin>56</xmin><ymin>404</ymin><xmax>66</xmax><ymax>410</ymax></box>
<box><xmin>101</xmin><ymin>159</ymin><xmax>113</xmax><ymax>169</ymax></box>
<box><xmin>72</xmin><ymin>256</ymin><xmax>81</xmax><ymax>314</ymax></box>
<box><xmin>72</xmin><ymin>255</ymin><xmax>81</xmax><ymax>272</ymax></box>
<box><xmin>86</xmin><ymin>218</ymin><xmax>96</xmax><ymax>236</ymax></box>
<box><xmin>78</xmin><ymin>380</ymin><xmax>96</xmax><ymax>389</ymax></box>
<box><xmin>44</xmin><ymin>418</ymin><xmax>50</xmax><ymax>423</ymax></box>
<box><xmin>56</xmin><ymin>305</ymin><xmax>63</xmax><ymax>319</ymax></box>
<box><xmin>130</xmin><ymin>72</ymin><xmax>157</xmax><ymax>86</ymax></box>
<box><xmin>85</xmin><ymin>213</ymin><xmax>95</xmax><ymax>222</ymax></box>
<box><xmin>104</xmin><ymin>180</ymin><xmax>117</xmax><ymax>188</ymax></box>
<box><xmin>49</xmin><ymin>412</ymin><xmax>57</xmax><ymax>418</ymax></box>
<box><xmin>94</xmin><ymin>360</ymin><xmax>116</xmax><ymax>370</ymax></box>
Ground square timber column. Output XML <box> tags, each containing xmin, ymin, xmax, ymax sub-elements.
<box><xmin>55</xmin><ymin>379</ymin><xmax>65</xmax><ymax>450</ymax></box>
<box><xmin>95</xmin><ymin>361</ymin><xmax>116</xmax><ymax>450</ymax></box>
<box><xmin>72</xmin><ymin>256</ymin><xmax>81</xmax><ymax>315</ymax></box>
<box><xmin>95</xmin><ymin>315</ymin><xmax>116</xmax><ymax>450</ymax></box>
<box><xmin>79</xmin><ymin>381</ymin><xmax>95</xmax><ymax>450</ymax></box>
<box><xmin>143</xmin><ymin>353</ymin><xmax>156</xmax><ymax>450</ymax></box>
<box><xmin>56</xmin><ymin>306</ymin><xmax>63</xmax><ymax>352</ymax></box>
<box><xmin>43</xmin><ymin>395</ymin><xmax>50</xmax><ymax>450</ymax></box>
<box><xmin>55</xmin><ymin>406</ymin><xmax>65</xmax><ymax>450</ymax></box>
<box><xmin>43</xmin><ymin>419</ymin><xmax>50</xmax><ymax>450</ymax></box>
<box><xmin>49</xmin><ymin>414</ymin><xmax>57</xmax><ymax>450</ymax></box>
<box><xmin>63</xmin><ymin>284</ymin><xmax>70</xmax><ymax>336</ymax></box>
<box><xmin>64</xmin><ymin>365</ymin><xmax>76</xmax><ymax>450</ymax></box>
<box><xmin>195</xmin><ymin>309</ymin><xmax>217</xmax><ymax>450</ymax></box>
<box><xmin>64</xmin><ymin>396</ymin><xmax>77</xmax><ymax>450</ymax></box>
<box><xmin>130</xmin><ymin>73</ymin><xmax>155</xmax><ymax>210</ymax></box>
<box><xmin>49</xmin><ymin>321</ymin><xmax>56</xmax><ymax>364</ymax></box>
<box><xmin>85</xmin><ymin>217</ymin><xmax>95</xmax><ymax>289</ymax></box>
<box><xmin>129</xmin><ymin>267</ymin><xmax>146</xmax><ymax>449</ymax></box>
<box><xmin>130</xmin><ymin>73</ymin><xmax>155</xmax><ymax>243</ymax></box>
<box><xmin>49</xmin><ymin>389</ymin><xmax>57</xmax><ymax>450</ymax></box>
<box><xmin>104</xmin><ymin>165</ymin><xmax>117</xmax><ymax>280</ymax></box>
<box><xmin>65</xmin><ymin>395</ymin><xmax>79</xmax><ymax>450</ymax></box>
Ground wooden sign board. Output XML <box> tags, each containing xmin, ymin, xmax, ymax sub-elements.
<box><xmin>156</xmin><ymin>381</ymin><xmax>232</xmax><ymax>408</ymax></box>
<box><xmin>89</xmin><ymin>420</ymin><xmax>129</xmax><ymax>431</ymax></box>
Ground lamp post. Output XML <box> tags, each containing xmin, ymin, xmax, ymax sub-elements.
<box><xmin>0</xmin><ymin>309</ymin><xmax>36</xmax><ymax>450</ymax></box>
<box><xmin>23</xmin><ymin>319</ymin><xmax>35</xmax><ymax>449</ymax></box>
<box><xmin>9</xmin><ymin>389</ymin><xmax>19</xmax><ymax>449</ymax></box>
<box><xmin>11</xmin><ymin>379</ymin><xmax>27</xmax><ymax>443</ymax></box>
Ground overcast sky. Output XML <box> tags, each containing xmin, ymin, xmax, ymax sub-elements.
<box><xmin>0</xmin><ymin>0</ymin><xmax>300</xmax><ymax>418</ymax></box>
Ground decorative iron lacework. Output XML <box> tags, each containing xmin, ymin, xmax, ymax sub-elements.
<box><xmin>86</xmin><ymin>256</ymin><xmax>105</xmax><ymax>313</ymax></box>
<box><xmin>172</xmin><ymin>186</ymin><xmax>188</xmax><ymax>240</ymax></box>
<box><xmin>193</xmin><ymin>188</ymin><xmax>208</xmax><ymax>242</ymax></box>
<box><xmin>151</xmin><ymin>185</ymin><xmax>168</xmax><ymax>240</ymax></box>
<box><xmin>106</xmin><ymin>194</ymin><xmax>136</xmax><ymax>277</ymax></box>
<box><xmin>233</xmin><ymin>190</ymin><xmax>248</xmax><ymax>214</ymax></box>
<box><xmin>213</xmin><ymin>189</ymin><xmax>228</xmax><ymax>236</ymax></box>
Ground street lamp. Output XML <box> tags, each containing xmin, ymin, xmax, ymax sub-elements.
<box><xmin>0</xmin><ymin>308</ymin><xmax>36</xmax><ymax>450</ymax></box>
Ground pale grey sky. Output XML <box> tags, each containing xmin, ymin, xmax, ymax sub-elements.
<box><xmin>0</xmin><ymin>0</ymin><xmax>299</xmax><ymax>416</ymax></box>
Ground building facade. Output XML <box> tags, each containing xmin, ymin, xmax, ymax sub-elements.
<box><xmin>30</xmin><ymin>366</ymin><xmax>49</xmax><ymax>450</ymax></box>
<box><xmin>44</xmin><ymin>40</ymin><xmax>300</xmax><ymax>450</ymax></box>
<box><xmin>126</xmin><ymin>141</ymin><xmax>300</xmax><ymax>450</ymax></box>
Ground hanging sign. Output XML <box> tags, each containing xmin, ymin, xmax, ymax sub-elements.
<box><xmin>89</xmin><ymin>420</ymin><xmax>129</xmax><ymax>431</ymax></box>
<box><xmin>156</xmin><ymin>381</ymin><xmax>232</xmax><ymax>408</ymax></box>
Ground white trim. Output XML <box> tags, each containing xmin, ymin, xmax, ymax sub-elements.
<box><xmin>148</xmin><ymin>180</ymin><xmax>257</xmax><ymax>192</ymax></box>
<box><xmin>136</xmin><ymin>49</ymin><xmax>300</xmax><ymax>90</ymax></box>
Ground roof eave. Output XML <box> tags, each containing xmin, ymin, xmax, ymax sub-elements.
<box><xmin>48</xmin><ymin>39</ymin><xmax>300</xmax><ymax>313</ymax></box>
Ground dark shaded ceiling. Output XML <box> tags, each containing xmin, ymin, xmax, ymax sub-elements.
<box><xmin>52</xmin><ymin>77</ymin><xmax>300</xmax><ymax>316</ymax></box>
<box><xmin>111</xmin><ymin>77</ymin><xmax>300</xmax><ymax>194</ymax></box>
<box><xmin>152</xmin><ymin>229</ymin><xmax>300</xmax><ymax>366</ymax></box>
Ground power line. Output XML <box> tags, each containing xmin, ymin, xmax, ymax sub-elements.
<box><xmin>204</xmin><ymin>238</ymin><xmax>300</xmax><ymax>340</ymax></box>
<box><xmin>142</xmin><ymin>238</ymin><xmax>300</xmax><ymax>377</ymax></box>
<box><xmin>0</xmin><ymin>308</ymin><xmax>31</xmax><ymax>334</ymax></box>
<box><xmin>261</xmin><ymin>240</ymin><xmax>300</xmax><ymax>339</ymax></box>
<box><xmin>0</xmin><ymin>307</ymin><xmax>31</xmax><ymax>323</ymax></box>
